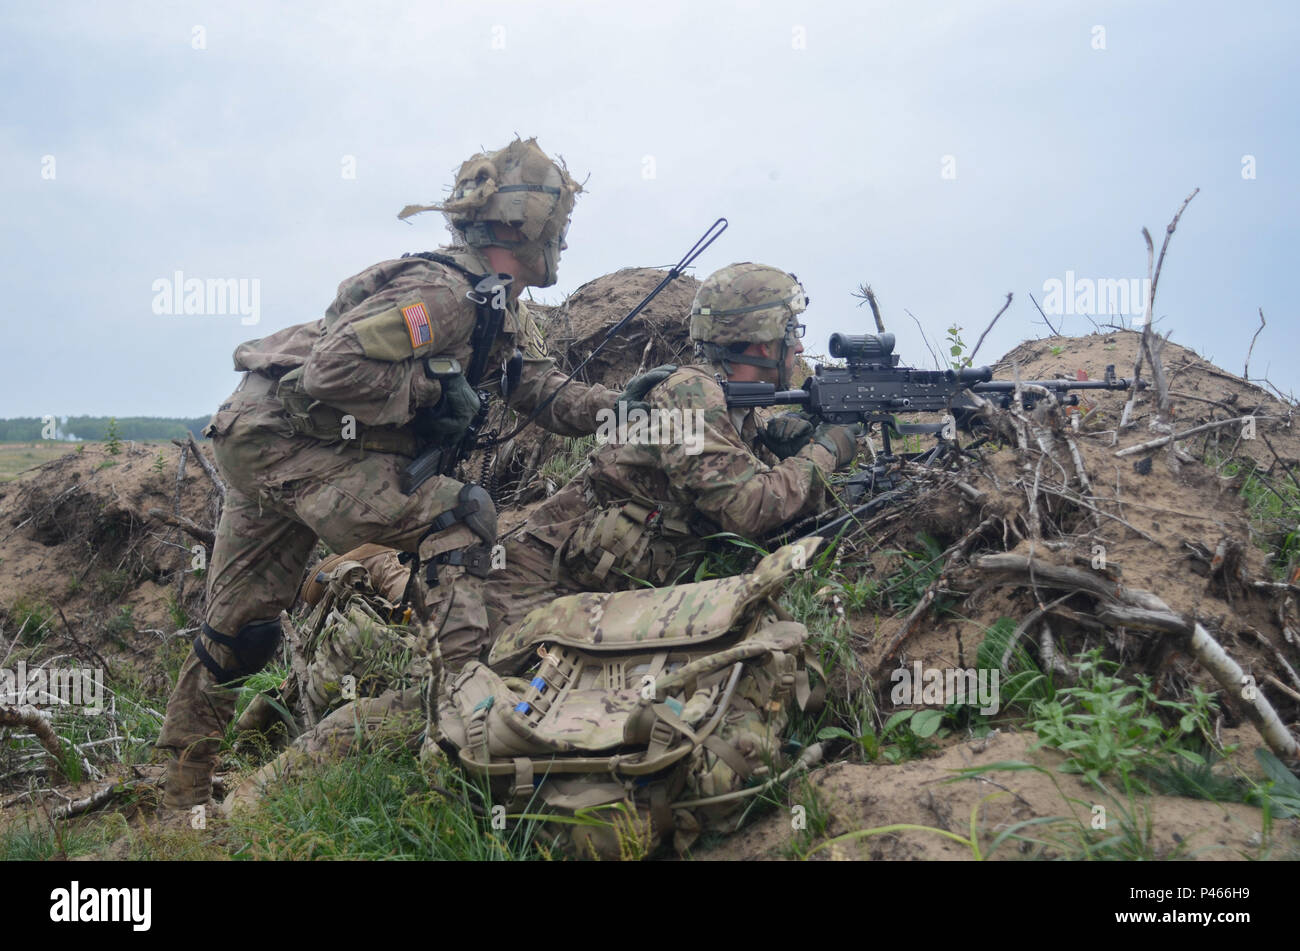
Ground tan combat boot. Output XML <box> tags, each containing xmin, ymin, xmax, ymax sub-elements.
<box><xmin>157</xmin><ymin>645</ymin><xmax>239</xmax><ymax>810</ymax></box>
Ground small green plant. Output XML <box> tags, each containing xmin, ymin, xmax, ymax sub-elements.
<box><xmin>104</xmin><ymin>605</ymin><xmax>135</xmax><ymax>638</ymax></box>
<box><xmin>9</xmin><ymin>594</ymin><xmax>54</xmax><ymax>643</ymax></box>
<box><xmin>538</xmin><ymin>435</ymin><xmax>596</xmax><ymax>488</ymax></box>
<box><xmin>945</xmin><ymin>324</ymin><xmax>968</xmax><ymax>371</ymax></box>
<box><xmin>105</xmin><ymin>418</ymin><xmax>122</xmax><ymax>455</ymax></box>
<box><xmin>0</xmin><ymin>819</ymin><xmax>103</xmax><ymax>861</ymax></box>
<box><xmin>96</xmin><ymin>568</ymin><xmax>133</xmax><ymax>601</ymax></box>
<box><xmin>817</xmin><ymin>708</ymin><xmax>942</xmax><ymax>765</ymax></box>
<box><xmin>1027</xmin><ymin>648</ymin><xmax>1217</xmax><ymax>786</ymax></box>
<box><xmin>228</xmin><ymin>742</ymin><xmax>552</xmax><ymax>860</ymax></box>
<box><xmin>76</xmin><ymin>443</ymin><xmax>85</xmax><ymax>454</ymax></box>
<box><xmin>806</xmin><ymin>789</ymin><xmax>1064</xmax><ymax>861</ymax></box>
<box><xmin>152</xmin><ymin>450</ymin><xmax>166</xmax><ymax>473</ymax></box>
<box><xmin>779</xmin><ymin>774</ymin><xmax>833</xmax><ymax>859</ymax></box>
<box><xmin>1049</xmin><ymin>345</ymin><xmax>1065</xmax><ymax>356</ymax></box>
<box><xmin>165</xmin><ymin>593</ymin><xmax>190</xmax><ymax>629</ymax></box>
<box><xmin>1211</xmin><ymin>453</ymin><xmax>1300</xmax><ymax>579</ymax></box>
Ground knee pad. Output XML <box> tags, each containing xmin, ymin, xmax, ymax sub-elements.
<box><xmin>194</xmin><ymin>618</ymin><xmax>283</xmax><ymax>684</ymax></box>
<box><xmin>422</xmin><ymin>484</ymin><xmax>499</xmax><ymax>582</ymax></box>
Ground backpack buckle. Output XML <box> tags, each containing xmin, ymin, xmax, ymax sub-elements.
<box><xmin>506</xmin><ymin>757</ymin><xmax>535</xmax><ymax>808</ymax></box>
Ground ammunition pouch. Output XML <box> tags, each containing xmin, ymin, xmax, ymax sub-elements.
<box><xmin>275</xmin><ymin>367</ymin><xmax>419</xmax><ymax>457</ymax></box>
<box><xmin>562</xmin><ymin>493</ymin><xmax>699</xmax><ymax>589</ymax></box>
<box><xmin>194</xmin><ymin>619</ymin><xmax>283</xmax><ymax>685</ymax></box>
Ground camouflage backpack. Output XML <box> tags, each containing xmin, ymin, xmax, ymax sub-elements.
<box><xmin>433</xmin><ymin>539</ymin><xmax>825</xmax><ymax>859</ymax></box>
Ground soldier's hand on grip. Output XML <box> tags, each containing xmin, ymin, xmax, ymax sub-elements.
<box><xmin>424</xmin><ymin>373</ymin><xmax>479</xmax><ymax>441</ymax></box>
<box><xmin>760</xmin><ymin>412</ymin><xmax>815</xmax><ymax>459</ymax></box>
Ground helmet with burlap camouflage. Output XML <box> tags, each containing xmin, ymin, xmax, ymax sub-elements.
<box><xmin>397</xmin><ymin>138</ymin><xmax>581</xmax><ymax>287</ymax></box>
<box><xmin>689</xmin><ymin>262</ymin><xmax>808</xmax><ymax>346</ymax></box>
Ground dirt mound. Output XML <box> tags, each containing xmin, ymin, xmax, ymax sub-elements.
<box><xmin>0</xmin><ymin>441</ymin><xmax>222</xmax><ymax>693</ymax></box>
<box><xmin>532</xmin><ymin>266</ymin><xmax>700</xmax><ymax>383</ymax></box>
<box><xmin>700</xmin><ymin>731</ymin><xmax>1298</xmax><ymax>860</ymax></box>
<box><xmin>476</xmin><ymin>267</ymin><xmax>700</xmax><ymax>505</ymax></box>
<box><xmin>807</xmin><ymin>328</ymin><xmax>1300</xmax><ymax>783</ymax></box>
<box><xmin>998</xmin><ymin>330</ymin><xmax>1300</xmax><ymax>471</ymax></box>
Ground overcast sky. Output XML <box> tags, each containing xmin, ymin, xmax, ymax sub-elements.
<box><xmin>2</xmin><ymin>0</ymin><xmax>1296</xmax><ymax>418</ymax></box>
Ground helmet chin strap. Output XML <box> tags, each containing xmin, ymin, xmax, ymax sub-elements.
<box><xmin>703</xmin><ymin>342</ymin><xmax>790</xmax><ymax>387</ymax></box>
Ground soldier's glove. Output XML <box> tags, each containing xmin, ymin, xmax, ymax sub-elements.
<box><xmin>760</xmin><ymin>412</ymin><xmax>816</xmax><ymax>459</ymax></box>
<box><xmin>424</xmin><ymin>373</ymin><xmax>480</xmax><ymax>442</ymax></box>
<box><xmin>809</xmin><ymin>422</ymin><xmax>863</xmax><ymax>471</ymax></box>
<box><xmin>617</xmin><ymin>364</ymin><xmax>677</xmax><ymax>416</ymax></box>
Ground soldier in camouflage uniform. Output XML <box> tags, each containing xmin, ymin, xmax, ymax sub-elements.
<box><xmin>158</xmin><ymin>138</ymin><xmax>669</xmax><ymax>809</ymax></box>
<box><xmin>331</xmin><ymin>263</ymin><xmax>860</xmax><ymax>642</ymax></box>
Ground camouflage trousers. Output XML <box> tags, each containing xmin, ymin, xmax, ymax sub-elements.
<box><xmin>345</xmin><ymin>481</ymin><xmax>596</xmax><ymax>650</ymax></box>
<box><xmin>331</xmin><ymin>477</ymin><xmax>708</xmax><ymax>655</ymax></box>
<box><xmin>158</xmin><ymin>378</ymin><xmax>489</xmax><ymax>800</ymax></box>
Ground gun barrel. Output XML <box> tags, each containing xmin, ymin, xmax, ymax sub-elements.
<box><xmin>971</xmin><ymin>377</ymin><xmax>1143</xmax><ymax>393</ymax></box>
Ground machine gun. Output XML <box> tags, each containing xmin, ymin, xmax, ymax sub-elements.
<box><xmin>724</xmin><ymin>331</ymin><xmax>1145</xmax><ymax>455</ymax></box>
<box><xmin>724</xmin><ymin>332</ymin><xmax>1147</xmax><ymax>541</ymax></box>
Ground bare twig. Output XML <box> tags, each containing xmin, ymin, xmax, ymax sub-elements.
<box><xmin>175</xmin><ymin>432</ymin><xmax>225</xmax><ymax>499</ymax></box>
<box><xmin>1114</xmin><ymin>415</ymin><xmax>1268</xmax><ymax>458</ymax></box>
<box><xmin>1028</xmin><ymin>292</ymin><xmax>1059</xmax><ymax>336</ymax></box>
<box><xmin>52</xmin><ymin>779</ymin><xmax>153</xmax><ymax>820</ymax></box>
<box><xmin>853</xmin><ymin>284</ymin><xmax>887</xmax><ymax>333</ymax></box>
<box><xmin>1244</xmin><ymin>308</ymin><xmax>1266</xmax><ymax>380</ymax></box>
<box><xmin>147</xmin><ymin>507</ymin><xmax>216</xmax><ymax>547</ymax></box>
<box><xmin>0</xmin><ymin>706</ymin><xmax>65</xmax><ymax>777</ymax></box>
<box><xmin>905</xmin><ymin>309</ymin><xmax>941</xmax><ymax>370</ymax></box>
<box><xmin>967</xmin><ymin>293</ymin><xmax>1013</xmax><ymax>365</ymax></box>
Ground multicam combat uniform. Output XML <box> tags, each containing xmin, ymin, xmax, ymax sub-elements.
<box><xmin>157</xmin><ymin>249</ymin><xmax>617</xmax><ymax>796</ymax></box>
<box><xmin>480</xmin><ymin>362</ymin><xmax>838</xmax><ymax>637</ymax></box>
<box><xmin>334</xmin><ymin>361</ymin><xmax>838</xmax><ymax>636</ymax></box>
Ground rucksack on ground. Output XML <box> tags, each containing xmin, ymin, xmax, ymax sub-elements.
<box><xmin>433</xmin><ymin>539</ymin><xmax>826</xmax><ymax>859</ymax></box>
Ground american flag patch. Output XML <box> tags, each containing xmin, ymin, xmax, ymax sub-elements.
<box><xmin>401</xmin><ymin>301</ymin><xmax>432</xmax><ymax>349</ymax></box>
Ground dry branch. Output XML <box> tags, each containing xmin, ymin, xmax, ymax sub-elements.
<box><xmin>147</xmin><ymin>508</ymin><xmax>215</xmax><ymax>547</ymax></box>
<box><xmin>0</xmin><ymin>705</ymin><xmax>65</xmax><ymax>777</ymax></box>
<box><xmin>973</xmin><ymin>553</ymin><xmax>1298</xmax><ymax>760</ymax></box>
<box><xmin>1114</xmin><ymin>415</ymin><xmax>1263</xmax><ymax>458</ymax></box>
<box><xmin>175</xmin><ymin>432</ymin><xmax>226</xmax><ymax>499</ymax></box>
<box><xmin>854</xmin><ymin>284</ymin><xmax>887</xmax><ymax>333</ymax></box>
<box><xmin>1244</xmin><ymin>308</ymin><xmax>1266</xmax><ymax>380</ymax></box>
<box><xmin>967</xmin><ymin>293</ymin><xmax>1013</xmax><ymax>365</ymax></box>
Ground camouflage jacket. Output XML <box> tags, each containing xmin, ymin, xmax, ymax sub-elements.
<box><xmin>226</xmin><ymin>250</ymin><xmax>616</xmax><ymax>438</ymax></box>
<box><xmin>582</xmin><ymin>364</ymin><xmax>836</xmax><ymax>538</ymax></box>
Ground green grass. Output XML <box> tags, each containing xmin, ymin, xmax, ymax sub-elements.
<box><xmin>226</xmin><ymin>742</ymin><xmax>554</xmax><ymax>860</ymax></box>
<box><xmin>0</xmin><ymin>818</ymin><xmax>105</xmax><ymax>860</ymax></box>
<box><xmin>1212</xmin><ymin>452</ymin><xmax>1300</xmax><ymax>579</ymax></box>
<box><xmin>1027</xmin><ymin>649</ymin><xmax>1217</xmax><ymax>787</ymax></box>
<box><xmin>538</xmin><ymin>435</ymin><xmax>596</xmax><ymax>489</ymax></box>
<box><xmin>0</xmin><ymin>442</ymin><xmax>79</xmax><ymax>482</ymax></box>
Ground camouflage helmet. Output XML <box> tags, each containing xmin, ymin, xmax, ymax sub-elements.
<box><xmin>689</xmin><ymin>262</ymin><xmax>808</xmax><ymax>346</ymax></box>
<box><xmin>397</xmin><ymin>138</ymin><xmax>582</xmax><ymax>287</ymax></box>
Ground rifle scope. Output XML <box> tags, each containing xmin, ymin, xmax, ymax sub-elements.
<box><xmin>829</xmin><ymin>332</ymin><xmax>895</xmax><ymax>363</ymax></box>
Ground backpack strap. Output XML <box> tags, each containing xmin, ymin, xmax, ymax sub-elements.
<box><xmin>401</xmin><ymin>251</ymin><xmax>510</xmax><ymax>387</ymax></box>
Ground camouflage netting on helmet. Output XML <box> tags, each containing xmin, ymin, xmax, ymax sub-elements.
<box><xmin>397</xmin><ymin>137</ymin><xmax>581</xmax><ymax>286</ymax></box>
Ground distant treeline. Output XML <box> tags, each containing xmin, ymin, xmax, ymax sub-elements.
<box><xmin>0</xmin><ymin>416</ymin><xmax>210</xmax><ymax>442</ymax></box>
